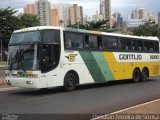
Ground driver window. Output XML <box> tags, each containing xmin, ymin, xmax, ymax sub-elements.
<box><xmin>41</xmin><ymin>44</ymin><xmax>60</xmax><ymax>73</ymax></box>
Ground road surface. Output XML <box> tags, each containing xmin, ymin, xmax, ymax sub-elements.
<box><xmin>0</xmin><ymin>77</ymin><xmax>160</xmax><ymax>120</ymax></box>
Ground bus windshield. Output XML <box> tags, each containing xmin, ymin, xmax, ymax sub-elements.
<box><xmin>10</xmin><ymin>31</ymin><xmax>40</xmax><ymax>44</ymax></box>
<box><xmin>6</xmin><ymin>44</ymin><xmax>38</xmax><ymax>71</ymax></box>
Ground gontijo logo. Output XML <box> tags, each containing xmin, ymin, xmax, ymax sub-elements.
<box><xmin>65</xmin><ymin>54</ymin><xmax>78</xmax><ymax>62</ymax></box>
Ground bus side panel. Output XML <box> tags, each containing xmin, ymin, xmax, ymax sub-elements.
<box><xmin>63</xmin><ymin>51</ymin><xmax>95</xmax><ymax>85</ymax></box>
<box><xmin>102</xmin><ymin>52</ymin><xmax>130</xmax><ymax>80</ymax></box>
<box><xmin>79</xmin><ymin>51</ymin><xmax>115</xmax><ymax>82</ymax></box>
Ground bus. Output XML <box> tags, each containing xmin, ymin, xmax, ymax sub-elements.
<box><xmin>6</xmin><ymin>26</ymin><xmax>160</xmax><ymax>91</ymax></box>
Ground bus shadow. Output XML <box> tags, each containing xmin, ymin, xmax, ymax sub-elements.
<box><xmin>12</xmin><ymin>87</ymin><xmax>65</xmax><ymax>96</ymax></box>
<box><xmin>12</xmin><ymin>78</ymin><xmax>158</xmax><ymax>96</ymax></box>
<box><xmin>76</xmin><ymin>78</ymin><xmax>157</xmax><ymax>90</ymax></box>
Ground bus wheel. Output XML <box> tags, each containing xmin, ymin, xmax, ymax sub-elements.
<box><xmin>132</xmin><ymin>68</ymin><xmax>141</xmax><ymax>82</ymax></box>
<box><xmin>64</xmin><ymin>72</ymin><xmax>76</xmax><ymax>91</ymax></box>
<box><xmin>141</xmin><ymin>68</ymin><xmax>148</xmax><ymax>82</ymax></box>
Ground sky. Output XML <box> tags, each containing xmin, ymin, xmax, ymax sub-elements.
<box><xmin>0</xmin><ymin>0</ymin><xmax>160</xmax><ymax>17</ymax></box>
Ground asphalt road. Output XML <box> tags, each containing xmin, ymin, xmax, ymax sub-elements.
<box><xmin>0</xmin><ymin>77</ymin><xmax>160</xmax><ymax>120</ymax></box>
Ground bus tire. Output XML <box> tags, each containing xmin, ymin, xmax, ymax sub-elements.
<box><xmin>64</xmin><ymin>72</ymin><xmax>77</xmax><ymax>91</ymax></box>
<box><xmin>132</xmin><ymin>68</ymin><xmax>141</xmax><ymax>82</ymax></box>
<box><xmin>141</xmin><ymin>68</ymin><xmax>149</xmax><ymax>82</ymax></box>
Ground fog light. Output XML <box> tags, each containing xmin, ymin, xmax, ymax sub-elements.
<box><xmin>26</xmin><ymin>81</ymin><xmax>33</xmax><ymax>84</ymax></box>
<box><xmin>7</xmin><ymin>80</ymin><xmax>11</xmax><ymax>85</ymax></box>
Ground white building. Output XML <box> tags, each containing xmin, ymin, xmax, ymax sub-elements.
<box><xmin>131</xmin><ymin>8</ymin><xmax>148</xmax><ymax>19</ymax></box>
<box><xmin>127</xmin><ymin>19</ymin><xmax>149</xmax><ymax>28</ymax></box>
<box><xmin>99</xmin><ymin>0</ymin><xmax>111</xmax><ymax>26</ymax></box>
<box><xmin>68</xmin><ymin>4</ymin><xmax>83</xmax><ymax>25</ymax></box>
<box><xmin>92</xmin><ymin>11</ymin><xmax>103</xmax><ymax>21</ymax></box>
<box><xmin>52</xmin><ymin>3</ymin><xmax>72</xmax><ymax>26</ymax></box>
<box><xmin>35</xmin><ymin>0</ymin><xmax>51</xmax><ymax>26</ymax></box>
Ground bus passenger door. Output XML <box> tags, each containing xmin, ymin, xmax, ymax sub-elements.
<box><xmin>40</xmin><ymin>44</ymin><xmax>60</xmax><ymax>87</ymax></box>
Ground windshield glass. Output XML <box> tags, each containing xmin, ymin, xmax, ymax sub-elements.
<box><xmin>10</xmin><ymin>31</ymin><xmax>40</xmax><ymax>44</ymax></box>
<box><xmin>6</xmin><ymin>44</ymin><xmax>39</xmax><ymax>71</ymax></box>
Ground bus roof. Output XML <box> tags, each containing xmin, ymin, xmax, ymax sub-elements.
<box><xmin>13</xmin><ymin>26</ymin><xmax>159</xmax><ymax>41</ymax></box>
<box><xmin>13</xmin><ymin>26</ymin><xmax>61</xmax><ymax>33</ymax></box>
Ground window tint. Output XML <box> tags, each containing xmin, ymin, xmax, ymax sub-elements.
<box><xmin>98</xmin><ymin>36</ymin><xmax>102</xmax><ymax>49</ymax></box>
<box><xmin>89</xmin><ymin>36</ymin><xmax>98</xmax><ymax>49</ymax></box>
<box><xmin>64</xmin><ymin>33</ymin><xmax>83</xmax><ymax>49</ymax></box>
<box><xmin>102</xmin><ymin>36</ymin><xmax>118</xmax><ymax>50</ymax></box>
<box><xmin>126</xmin><ymin>39</ymin><xmax>132</xmax><ymax>51</ymax></box>
<box><xmin>138</xmin><ymin>40</ymin><xmax>143</xmax><ymax>51</ymax></box>
<box><xmin>155</xmin><ymin>41</ymin><xmax>159</xmax><ymax>52</ymax></box>
<box><xmin>10</xmin><ymin>31</ymin><xmax>40</xmax><ymax>44</ymax></box>
<box><xmin>144</xmin><ymin>40</ymin><xmax>154</xmax><ymax>52</ymax></box>
<box><xmin>42</xmin><ymin>30</ymin><xmax>60</xmax><ymax>44</ymax></box>
<box><xmin>84</xmin><ymin>35</ymin><xmax>98</xmax><ymax>49</ymax></box>
<box><xmin>118</xmin><ymin>38</ymin><xmax>127</xmax><ymax>50</ymax></box>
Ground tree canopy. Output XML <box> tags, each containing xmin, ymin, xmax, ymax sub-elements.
<box><xmin>68</xmin><ymin>19</ymin><xmax>115</xmax><ymax>32</ymax></box>
<box><xmin>132</xmin><ymin>24</ymin><xmax>160</xmax><ymax>37</ymax></box>
<box><xmin>19</xmin><ymin>14</ymin><xmax>40</xmax><ymax>28</ymax></box>
<box><xmin>0</xmin><ymin>7</ymin><xmax>40</xmax><ymax>48</ymax></box>
<box><xmin>0</xmin><ymin>7</ymin><xmax>20</xmax><ymax>47</ymax></box>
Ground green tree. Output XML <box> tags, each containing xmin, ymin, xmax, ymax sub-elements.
<box><xmin>67</xmin><ymin>19</ymin><xmax>114</xmax><ymax>32</ymax></box>
<box><xmin>85</xmin><ymin>19</ymin><xmax>108</xmax><ymax>30</ymax></box>
<box><xmin>132</xmin><ymin>24</ymin><xmax>160</xmax><ymax>36</ymax></box>
<box><xmin>0</xmin><ymin>7</ymin><xmax>20</xmax><ymax>47</ymax></box>
<box><xmin>0</xmin><ymin>7</ymin><xmax>40</xmax><ymax>48</ymax></box>
<box><xmin>19</xmin><ymin>14</ymin><xmax>40</xmax><ymax>28</ymax></box>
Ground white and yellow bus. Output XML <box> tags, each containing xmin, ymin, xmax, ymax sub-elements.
<box><xmin>6</xmin><ymin>26</ymin><xmax>160</xmax><ymax>91</ymax></box>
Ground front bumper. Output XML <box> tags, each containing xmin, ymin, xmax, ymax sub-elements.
<box><xmin>6</xmin><ymin>77</ymin><xmax>41</xmax><ymax>88</ymax></box>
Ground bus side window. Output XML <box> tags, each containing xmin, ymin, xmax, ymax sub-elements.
<box><xmin>65</xmin><ymin>39</ymin><xmax>71</xmax><ymax>48</ymax></box>
<box><xmin>85</xmin><ymin>35</ymin><xmax>98</xmax><ymax>49</ymax></box>
<box><xmin>144</xmin><ymin>41</ymin><xmax>148</xmax><ymax>52</ymax></box>
<box><xmin>126</xmin><ymin>39</ymin><xmax>132</xmax><ymax>51</ymax></box>
<box><xmin>64</xmin><ymin>33</ymin><xmax>83</xmax><ymax>49</ymax></box>
<box><xmin>85</xmin><ymin>35</ymin><xmax>89</xmax><ymax>48</ymax></box>
<box><xmin>130</xmin><ymin>40</ymin><xmax>135</xmax><ymax>50</ymax></box>
<box><xmin>118</xmin><ymin>38</ymin><xmax>127</xmax><ymax>51</ymax></box>
<box><xmin>150</xmin><ymin>48</ymin><xmax>153</xmax><ymax>52</ymax></box>
<box><xmin>138</xmin><ymin>40</ymin><xmax>143</xmax><ymax>51</ymax></box>
<box><xmin>155</xmin><ymin>41</ymin><xmax>159</xmax><ymax>52</ymax></box>
<box><xmin>98</xmin><ymin>36</ymin><xmax>102</xmax><ymax>49</ymax></box>
<box><xmin>149</xmin><ymin>41</ymin><xmax>154</xmax><ymax>52</ymax></box>
<box><xmin>89</xmin><ymin>35</ymin><xmax>98</xmax><ymax>49</ymax></box>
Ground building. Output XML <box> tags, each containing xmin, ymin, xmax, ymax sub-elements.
<box><xmin>131</xmin><ymin>8</ymin><xmax>148</xmax><ymax>19</ymax></box>
<box><xmin>99</xmin><ymin>0</ymin><xmax>111</xmax><ymax>27</ymax></box>
<box><xmin>99</xmin><ymin>0</ymin><xmax>104</xmax><ymax>15</ymax></box>
<box><xmin>158</xmin><ymin>12</ymin><xmax>160</xmax><ymax>28</ymax></box>
<box><xmin>127</xmin><ymin>19</ymin><xmax>149</xmax><ymax>28</ymax></box>
<box><xmin>50</xmin><ymin>9</ymin><xmax>59</xmax><ymax>26</ymax></box>
<box><xmin>68</xmin><ymin>4</ymin><xmax>83</xmax><ymax>25</ymax></box>
<box><xmin>52</xmin><ymin>3</ymin><xmax>71</xmax><ymax>26</ymax></box>
<box><xmin>92</xmin><ymin>11</ymin><xmax>103</xmax><ymax>21</ymax></box>
<box><xmin>131</xmin><ymin>9</ymin><xmax>139</xmax><ymax>19</ymax></box>
<box><xmin>24</xmin><ymin>4</ymin><xmax>35</xmax><ymax>15</ymax></box>
<box><xmin>139</xmin><ymin>8</ymin><xmax>145</xmax><ymax>19</ymax></box>
<box><xmin>147</xmin><ymin>12</ymin><xmax>156</xmax><ymax>23</ymax></box>
<box><xmin>112</xmin><ymin>12</ymin><xmax>123</xmax><ymax>28</ymax></box>
<box><xmin>35</xmin><ymin>0</ymin><xmax>51</xmax><ymax>26</ymax></box>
